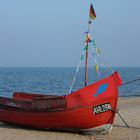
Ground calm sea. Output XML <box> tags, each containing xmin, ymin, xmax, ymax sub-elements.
<box><xmin>0</xmin><ymin>67</ymin><xmax>140</xmax><ymax>97</ymax></box>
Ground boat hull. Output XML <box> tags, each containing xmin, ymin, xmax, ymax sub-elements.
<box><xmin>0</xmin><ymin>72</ymin><xmax>122</xmax><ymax>131</ymax></box>
<box><xmin>0</xmin><ymin>103</ymin><xmax>115</xmax><ymax>129</ymax></box>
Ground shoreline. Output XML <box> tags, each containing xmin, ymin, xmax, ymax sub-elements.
<box><xmin>0</xmin><ymin>97</ymin><xmax>140</xmax><ymax>140</ymax></box>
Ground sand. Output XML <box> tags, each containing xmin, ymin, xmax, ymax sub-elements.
<box><xmin>0</xmin><ymin>97</ymin><xmax>140</xmax><ymax>140</ymax></box>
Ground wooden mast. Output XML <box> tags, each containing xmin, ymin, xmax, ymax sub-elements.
<box><xmin>85</xmin><ymin>42</ymin><xmax>88</xmax><ymax>87</ymax></box>
<box><xmin>85</xmin><ymin>21</ymin><xmax>90</xmax><ymax>87</ymax></box>
<box><xmin>85</xmin><ymin>3</ymin><xmax>96</xmax><ymax>87</ymax></box>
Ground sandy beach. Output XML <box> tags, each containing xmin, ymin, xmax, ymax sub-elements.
<box><xmin>0</xmin><ymin>97</ymin><xmax>140</xmax><ymax>140</ymax></box>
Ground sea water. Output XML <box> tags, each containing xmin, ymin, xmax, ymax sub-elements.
<box><xmin>0</xmin><ymin>67</ymin><xmax>139</xmax><ymax>97</ymax></box>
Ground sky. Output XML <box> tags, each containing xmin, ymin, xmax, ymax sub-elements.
<box><xmin>0</xmin><ymin>0</ymin><xmax>140</xmax><ymax>67</ymax></box>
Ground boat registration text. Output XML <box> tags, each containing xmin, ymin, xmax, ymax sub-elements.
<box><xmin>93</xmin><ymin>103</ymin><xmax>111</xmax><ymax>114</ymax></box>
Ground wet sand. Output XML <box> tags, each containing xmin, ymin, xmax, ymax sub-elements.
<box><xmin>0</xmin><ymin>97</ymin><xmax>140</xmax><ymax>140</ymax></box>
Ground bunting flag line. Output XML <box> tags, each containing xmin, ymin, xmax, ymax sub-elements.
<box><xmin>83</xmin><ymin>44</ymin><xmax>89</xmax><ymax>51</ymax></box>
<box><xmin>91</xmin><ymin>39</ymin><xmax>96</xmax><ymax>48</ymax></box>
<box><xmin>80</xmin><ymin>51</ymin><xmax>85</xmax><ymax>60</ymax></box>
<box><xmin>95</xmin><ymin>64</ymin><xmax>102</xmax><ymax>78</ymax></box>
<box><xmin>95</xmin><ymin>64</ymin><xmax>99</xmax><ymax>72</ymax></box>
<box><xmin>85</xmin><ymin>33</ymin><xmax>92</xmax><ymax>43</ymax></box>
<box><xmin>97</xmin><ymin>71</ymin><xmax>102</xmax><ymax>79</ymax></box>
<box><xmin>89</xmin><ymin>4</ymin><xmax>96</xmax><ymax>20</ymax></box>
<box><xmin>90</xmin><ymin>38</ymin><xmax>102</xmax><ymax>55</ymax></box>
<box><xmin>96</xmin><ymin>48</ymin><xmax>102</xmax><ymax>55</ymax></box>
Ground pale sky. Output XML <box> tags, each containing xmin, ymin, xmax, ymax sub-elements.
<box><xmin>0</xmin><ymin>0</ymin><xmax>140</xmax><ymax>67</ymax></box>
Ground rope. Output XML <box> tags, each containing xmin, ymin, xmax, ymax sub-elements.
<box><xmin>68</xmin><ymin>50</ymin><xmax>86</xmax><ymax>94</ymax></box>
<box><xmin>122</xmin><ymin>77</ymin><xmax>140</xmax><ymax>86</ymax></box>
<box><xmin>117</xmin><ymin>111</ymin><xmax>130</xmax><ymax>128</ymax></box>
<box><xmin>112</xmin><ymin>109</ymin><xmax>130</xmax><ymax>128</ymax></box>
<box><xmin>97</xmin><ymin>56</ymin><xmax>114</xmax><ymax>74</ymax></box>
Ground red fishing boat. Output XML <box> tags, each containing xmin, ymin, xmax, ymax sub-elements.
<box><xmin>0</xmin><ymin>4</ymin><xmax>123</xmax><ymax>134</ymax></box>
<box><xmin>0</xmin><ymin>72</ymin><xmax>122</xmax><ymax>133</ymax></box>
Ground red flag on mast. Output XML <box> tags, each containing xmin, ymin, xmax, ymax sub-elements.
<box><xmin>89</xmin><ymin>4</ymin><xmax>96</xmax><ymax>20</ymax></box>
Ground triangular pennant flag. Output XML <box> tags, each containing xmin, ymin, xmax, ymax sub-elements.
<box><xmin>89</xmin><ymin>4</ymin><xmax>96</xmax><ymax>20</ymax></box>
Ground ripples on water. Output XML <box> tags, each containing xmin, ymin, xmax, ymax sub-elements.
<box><xmin>0</xmin><ymin>67</ymin><xmax>139</xmax><ymax>97</ymax></box>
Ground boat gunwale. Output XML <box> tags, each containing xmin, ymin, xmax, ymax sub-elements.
<box><xmin>0</xmin><ymin>96</ymin><xmax>115</xmax><ymax>113</ymax></box>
